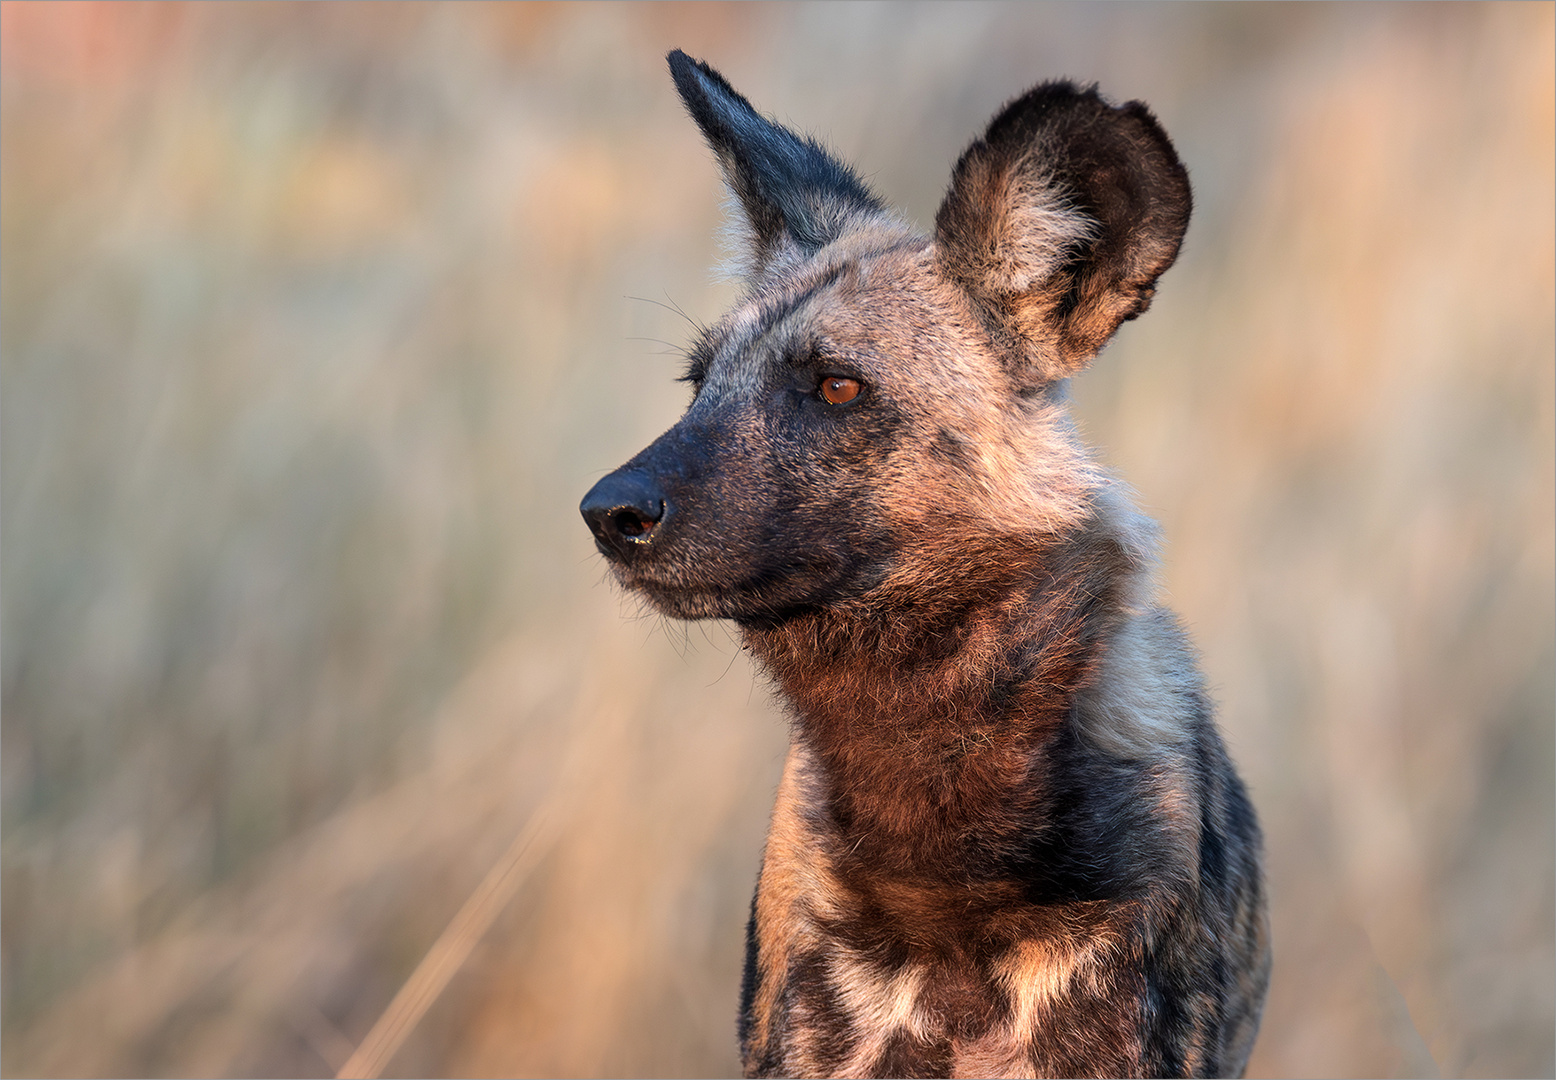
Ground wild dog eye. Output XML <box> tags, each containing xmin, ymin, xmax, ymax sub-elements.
<box><xmin>819</xmin><ymin>376</ymin><xmax>862</xmax><ymax>406</ymax></box>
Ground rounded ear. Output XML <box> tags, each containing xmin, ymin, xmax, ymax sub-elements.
<box><xmin>668</xmin><ymin>50</ymin><xmax>887</xmax><ymax>282</ymax></box>
<box><xmin>934</xmin><ymin>81</ymin><xmax>1191</xmax><ymax>383</ymax></box>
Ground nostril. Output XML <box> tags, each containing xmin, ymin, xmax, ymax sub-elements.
<box><xmin>611</xmin><ymin>504</ymin><xmax>662</xmax><ymax>540</ymax></box>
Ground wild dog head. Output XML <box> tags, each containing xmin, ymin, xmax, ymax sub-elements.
<box><xmin>580</xmin><ymin>51</ymin><xmax>1190</xmax><ymax>627</ymax></box>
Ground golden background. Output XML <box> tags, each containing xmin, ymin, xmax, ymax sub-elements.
<box><xmin>2</xmin><ymin>3</ymin><xmax>1551</xmax><ymax>1076</ymax></box>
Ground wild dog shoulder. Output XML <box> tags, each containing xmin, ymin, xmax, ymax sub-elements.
<box><xmin>1076</xmin><ymin>603</ymin><xmax>1204</xmax><ymax>762</ymax></box>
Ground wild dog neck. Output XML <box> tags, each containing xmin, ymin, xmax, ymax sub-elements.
<box><xmin>738</xmin><ymin>515</ymin><xmax>1139</xmax><ymax>880</ymax></box>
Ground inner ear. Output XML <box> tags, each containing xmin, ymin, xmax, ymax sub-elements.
<box><xmin>935</xmin><ymin>81</ymin><xmax>1191</xmax><ymax>383</ymax></box>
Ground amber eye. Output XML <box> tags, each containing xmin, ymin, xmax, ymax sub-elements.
<box><xmin>820</xmin><ymin>376</ymin><xmax>862</xmax><ymax>406</ymax></box>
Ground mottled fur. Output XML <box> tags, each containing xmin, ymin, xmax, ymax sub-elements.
<box><xmin>580</xmin><ymin>51</ymin><xmax>1269</xmax><ymax>1079</ymax></box>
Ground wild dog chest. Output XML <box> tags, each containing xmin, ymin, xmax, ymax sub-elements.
<box><xmin>745</xmin><ymin>737</ymin><xmax>1186</xmax><ymax>1078</ymax></box>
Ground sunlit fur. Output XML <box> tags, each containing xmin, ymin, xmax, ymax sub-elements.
<box><xmin>582</xmin><ymin>51</ymin><xmax>1270</xmax><ymax>1079</ymax></box>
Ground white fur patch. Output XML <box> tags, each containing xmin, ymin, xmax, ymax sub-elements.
<box><xmin>826</xmin><ymin>948</ymin><xmax>929</xmax><ymax>1076</ymax></box>
<box><xmin>979</xmin><ymin>154</ymin><xmax>1098</xmax><ymax>294</ymax></box>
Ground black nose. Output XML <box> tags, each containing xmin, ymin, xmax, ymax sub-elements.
<box><xmin>580</xmin><ymin>470</ymin><xmax>668</xmax><ymax>559</ymax></box>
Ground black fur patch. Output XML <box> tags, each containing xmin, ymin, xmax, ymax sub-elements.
<box><xmin>669</xmin><ymin>50</ymin><xmax>885</xmax><ymax>267</ymax></box>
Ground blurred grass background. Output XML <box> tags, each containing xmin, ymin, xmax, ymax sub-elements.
<box><xmin>1</xmin><ymin>2</ymin><xmax>1550</xmax><ymax>1077</ymax></box>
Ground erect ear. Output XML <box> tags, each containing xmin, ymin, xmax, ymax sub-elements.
<box><xmin>668</xmin><ymin>49</ymin><xmax>887</xmax><ymax>281</ymax></box>
<box><xmin>934</xmin><ymin>81</ymin><xmax>1191</xmax><ymax>383</ymax></box>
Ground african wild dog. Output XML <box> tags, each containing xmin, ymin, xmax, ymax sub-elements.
<box><xmin>581</xmin><ymin>51</ymin><xmax>1269</xmax><ymax>1079</ymax></box>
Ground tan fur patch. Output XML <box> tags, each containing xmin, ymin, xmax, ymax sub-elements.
<box><xmin>931</xmin><ymin>930</ymin><xmax>1129</xmax><ymax>1079</ymax></box>
<box><xmin>748</xmin><ymin>744</ymin><xmax>842</xmax><ymax>1059</ymax></box>
<box><xmin>997</xmin><ymin>926</ymin><xmax>1118</xmax><ymax>1030</ymax></box>
<box><xmin>826</xmin><ymin>948</ymin><xmax>929</xmax><ymax>1076</ymax></box>
<box><xmin>948</xmin><ymin>1034</ymin><xmax>1035</xmax><ymax>1079</ymax></box>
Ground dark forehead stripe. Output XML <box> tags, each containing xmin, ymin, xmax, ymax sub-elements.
<box><xmin>745</xmin><ymin>237</ymin><xmax>929</xmax><ymax>360</ymax></box>
<box><xmin>683</xmin><ymin>263</ymin><xmax>849</xmax><ymax>386</ymax></box>
<box><xmin>734</xmin><ymin>264</ymin><xmax>848</xmax><ymax>359</ymax></box>
<box><xmin>684</xmin><ymin>234</ymin><xmax>926</xmax><ymax>385</ymax></box>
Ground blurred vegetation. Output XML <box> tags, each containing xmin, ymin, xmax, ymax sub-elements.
<box><xmin>1</xmin><ymin>3</ymin><xmax>1551</xmax><ymax>1077</ymax></box>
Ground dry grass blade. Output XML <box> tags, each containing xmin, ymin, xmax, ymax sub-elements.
<box><xmin>336</xmin><ymin>668</ymin><xmax>626</xmax><ymax>1080</ymax></box>
<box><xmin>336</xmin><ymin>805</ymin><xmax>560</xmax><ymax>1080</ymax></box>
